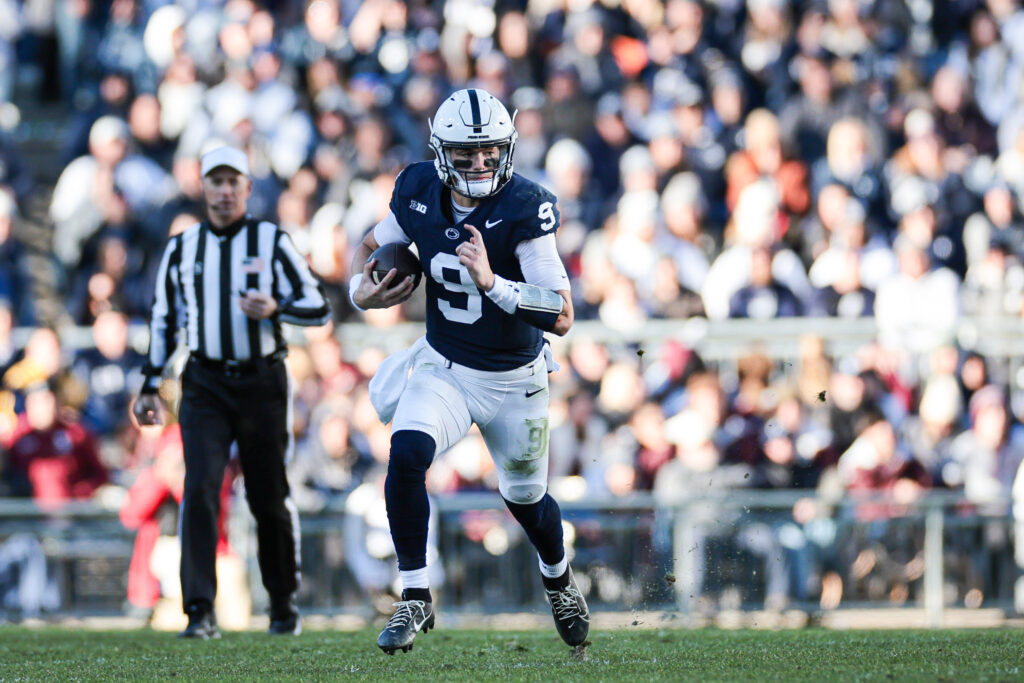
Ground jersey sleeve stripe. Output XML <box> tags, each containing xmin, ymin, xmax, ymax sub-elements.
<box><xmin>144</xmin><ymin>234</ymin><xmax>181</xmax><ymax>376</ymax></box>
<box><xmin>274</xmin><ymin>230</ymin><xmax>332</xmax><ymax>326</ymax></box>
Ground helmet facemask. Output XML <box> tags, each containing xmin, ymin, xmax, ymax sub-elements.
<box><xmin>434</xmin><ymin>139</ymin><xmax>514</xmax><ymax>199</ymax></box>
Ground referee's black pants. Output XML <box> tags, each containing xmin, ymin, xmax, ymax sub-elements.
<box><xmin>177</xmin><ymin>355</ymin><xmax>299</xmax><ymax>612</ymax></box>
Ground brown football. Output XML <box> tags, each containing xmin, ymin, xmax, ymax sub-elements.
<box><xmin>370</xmin><ymin>242</ymin><xmax>422</xmax><ymax>291</ymax></box>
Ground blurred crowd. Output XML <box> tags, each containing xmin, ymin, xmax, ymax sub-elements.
<box><xmin>2</xmin><ymin>0</ymin><xmax>1024</xmax><ymax>612</ymax></box>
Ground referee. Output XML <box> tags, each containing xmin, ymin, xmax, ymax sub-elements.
<box><xmin>133</xmin><ymin>145</ymin><xmax>331</xmax><ymax>639</ymax></box>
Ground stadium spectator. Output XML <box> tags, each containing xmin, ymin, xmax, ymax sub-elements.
<box><xmin>67</xmin><ymin>232</ymin><xmax>150</xmax><ymax>325</ymax></box>
<box><xmin>707</xmin><ymin>66</ymin><xmax>746</xmax><ymax>158</ymax></box>
<box><xmin>779</xmin><ymin>50</ymin><xmax>865</xmax><ymax>164</ymax></box>
<box><xmin>541</xmin><ymin>63</ymin><xmax>595</xmax><ymax>142</ymax></box>
<box><xmin>655</xmin><ymin>173</ymin><xmax>712</xmax><ymax>297</ymax></box>
<box><xmin>288</xmin><ymin>398</ymin><xmax>367</xmax><ymax>512</ymax></box>
<box><xmin>811</xmin><ymin>117</ymin><xmax>887</xmax><ymax>226</ymax></box>
<box><xmin>548</xmin><ymin>389</ymin><xmax>610</xmax><ymax>485</ymax></box>
<box><xmin>811</xmin><ymin>250</ymin><xmax>876</xmax><ymax>318</ymax></box>
<box><xmin>961</xmin><ymin>233</ymin><xmax>1024</xmax><ymax>318</ymax></box>
<box><xmin>127</xmin><ymin>94</ymin><xmax>175</xmax><ymax>172</ymax></box>
<box><xmin>725</xmin><ymin>108</ymin><xmax>810</xmax><ymax>222</ymax></box>
<box><xmin>962</xmin><ymin>180</ymin><xmax>1024</xmax><ymax>270</ymax></box>
<box><xmin>60</xmin><ymin>70</ymin><xmax>134</xmax><ymax>166</ymax></box>
<box><xmin>806</xmin><ymin>191</ymin><xmax>897</xmax><ymax>293</ymax></box>
<box><xmin>645</xmin><ymin>110</ymin><xmax>686</xmax><ymax>190</ymax></box>
<box><xmin>69</xmin><ymin>310</ymin><xmax>143</xmax><ymax>450</ymax></box>
<box><xmin>0</xmin><ymin>137</ymin><xmax>35</xmax><ymax>211</ymax></box>
<box><xmin>583</xmin><ymin>92</ymin><xmax>637</xmax><ymax>200</ymax></box>
<box><xmin>885</xmin><ymin>108</ymin><xmax>975</xmax><ymax>248</ymax></box>
<box><xmin>2</xmin><ymin>327</ymin><xmax>64</xmax><ymax>412</ymax></box>
<box><xmin>739</xmin><ymin>0</ymin><xmax>793</xmax><ymax>112</ymax></box>
<box><xmin>838</xmin><ymin>408</ymin><xmax>932</xmax><ymax>522</ymax></box>
<box><xmin>728</xmin><ymin>244</ymin><xmax>805</xmax><ymax>319</ymax></box>
<box><xmin>899</xmin><ymin>373</ymin><xmax>962</xmax><ymax>486</ymax></box>
<box><xmin>543</xmin><ymin>138</ymin><xmax>604</xmax><ymax>236</ymax></box>
<box><xmin>625</xmin><ymin>400</ymin><xmax>673</xmax><ymax>490</ymax></box>
<box><xmin>874</xmin><ymin>234</ymin><xmax>961</xmax><ymax>356</ymax></box>
<box><xmin>50</xmin><ymin>115</ymin><xmax>177</xmax><ymax>269</ymax></box>
<box><xmin>702</xmin><ymin>180</ymin><xmax>812</xmax><ymax>320</ymax></box>
<box><xmin>948</xmin><ymin>385</ymin><xmax>1024</xmax><ymax>503</ymax></box>
<box><xmin>508</xmin><ymin>87</ymin><xmax>548</xmax><ymax>181</ymax></box>
<box><xmin>930</xmin><ymin>64</ymin><xmax>998</xmax><ymax>160</ymax></box>
<box><xmin>3</xmin><ymin>380</ymin><xmax>109</xmax><ymax>508</ymax></box>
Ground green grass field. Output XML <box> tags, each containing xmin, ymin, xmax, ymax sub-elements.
<box><xmin>1</xmin><ymin>626</ymin><xmax>1022</xmax><ymax>681</ymax></box>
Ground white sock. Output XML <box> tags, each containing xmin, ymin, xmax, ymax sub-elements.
<box><xmin>400</xmin><ymin>567</ymin><xmax>430</xmax><ymax>591</ymax></box>
<box><xmin>538</xmin><ymin>554</ymin><xmax>568</xmax><ymax>579</ymax></box>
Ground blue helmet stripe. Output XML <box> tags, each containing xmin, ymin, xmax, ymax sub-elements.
<box><xmin>468</xmin><ymin>89</ymin><xmax>482</xmax><ymax>132</ymax></box>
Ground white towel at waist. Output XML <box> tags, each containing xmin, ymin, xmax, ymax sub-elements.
<box><xmin>368</xmin><ymin>336</ymin><xmax>429</xmax><ymax>424</ymax></box>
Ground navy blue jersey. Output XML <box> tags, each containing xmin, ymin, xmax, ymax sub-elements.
<box><xmin>389</xmin><ymin>162</ymin><xmax>561</xmax><ymax>371</ymax></box>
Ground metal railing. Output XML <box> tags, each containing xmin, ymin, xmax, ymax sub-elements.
<box><xmin>0</xmin><ymin>491</ymin><xmax>1019</xmax><ymax>623</ymax></box>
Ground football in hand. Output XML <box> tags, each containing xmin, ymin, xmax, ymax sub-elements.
<box><xmin>370</xmin><ymin>243</ymin><xmax>422</xmax><ymax>291</ymax></box>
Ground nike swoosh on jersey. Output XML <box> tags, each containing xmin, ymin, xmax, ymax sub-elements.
<box><xmin>484</xmin><ymin>219</ymin><xmax>503</xmax><ymax>228</ymax></box>
<box><xmin>525</xmin><ymin>388</ymin><xmax>544</xmax><ymax>398</ymax></box>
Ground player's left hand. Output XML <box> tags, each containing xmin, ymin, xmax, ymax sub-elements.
<box><xmin>458</xmin><ymin>224</ymin><xmax>494</xmax><ymax>291</ymax></box>
<box><xmin>239</xmin><ymin>290</ymin><xmax>278</xmax><ymax>320</ymax></box>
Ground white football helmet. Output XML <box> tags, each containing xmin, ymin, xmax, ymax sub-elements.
<box><xmin>429</xmin><ymin>88</ymin><xmax>518</xmax><ymax>199</ymax></box>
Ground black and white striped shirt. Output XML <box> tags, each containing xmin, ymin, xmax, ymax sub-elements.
<box><xmin>141</xmin><ymin>215</ymin><xmax>331</xmax><ymax>389</ymax></box>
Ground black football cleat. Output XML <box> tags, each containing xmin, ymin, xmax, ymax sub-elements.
<box><xmin>179</xmin><ymin>606</ymin><xmax>221</xmax><ymax>640</ymax></box>
<box><xmin>268</xmin><ymin>594</ymin><xmax>301</xmax><ymax>635</ymax></box>
<box><xmin>377</xmin><ymin>599</ymin><xmax>434</xmax><ymax>654</ymax></box>
<box><xmin>543</xmin><ymin>567</ymin><xmax>590</xmax><ymax>647</ymax></box>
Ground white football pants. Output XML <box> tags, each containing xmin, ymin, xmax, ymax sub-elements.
<box><xmin>391</xmin><ymin>342</ymin><xmax>551</xmax><ymax>504</ymax></box>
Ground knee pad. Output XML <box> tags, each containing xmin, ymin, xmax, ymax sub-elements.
<box><xmin>388</xmin><ymin>430</ymin><xmax>436</xmax><ymax>477</ymax></box>
<box><xmin>502</xmin><ymin>482</ymin><xmax>547</xmax><ymax>505</ymax></box>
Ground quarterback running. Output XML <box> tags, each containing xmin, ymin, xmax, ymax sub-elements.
<box><xmin>350</xmin><ymin>88</ymin><xmax>590</xmax><ymax>654</ymax></box>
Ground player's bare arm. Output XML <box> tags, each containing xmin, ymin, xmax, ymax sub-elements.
<box><xmin>351</xmin><ymin>231</ymin><xmax>416</xmax><ymax>309</ymax></box>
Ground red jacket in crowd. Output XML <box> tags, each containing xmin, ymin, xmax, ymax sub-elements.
<box><xmin>6</xmin><ymin>414</ymin><xmax>108</xmax><ymax>507</ymax></box>
<box><xmin>119</xmin><ymin>424</ymin><xmax>236</xmax><ymax>610</ymax></box>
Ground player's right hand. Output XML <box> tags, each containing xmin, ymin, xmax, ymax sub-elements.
<box><xmin>354</xmin><ymin>257</ymin><xmax>416</xmax><ymax>309</ymax></box>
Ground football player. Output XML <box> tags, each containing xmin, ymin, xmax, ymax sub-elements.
<box><xmin>350</xmin><ymin>88</ymin><xmax>590</xmax><ymax>654</ymax></box>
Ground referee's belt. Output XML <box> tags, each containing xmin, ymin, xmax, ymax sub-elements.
<box><xmin>190</xmin><ymin>349</ymin><xmax>286</xmax><ymax>377</ymax></box>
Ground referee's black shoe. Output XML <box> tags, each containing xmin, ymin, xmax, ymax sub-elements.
<box><xmin>179</xmin><ymin>603</ymin><xmax>220</xmax><ymax>640</ymax></box>
<box><xmin>268</xmin><ymin>594</ymin><xmax>301</xmax><ymax>635</ymax></box>
<box><xmin>377</xmin><ymin>592</ymin><xmax>434</xmax><ymax>654</ymax></box>
<box><xmin>543</xmin><ymin>566</ymin><xmax>590</xmax><ymax>646</ymax></box>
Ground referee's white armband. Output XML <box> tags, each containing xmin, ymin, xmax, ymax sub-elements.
<box><xmin>348</xmin><ymin>272</ymin><xmax>366</xmax><ymax>312</ymax></box>
<box><xmin>486</xmin><ymin>275</ymin><xmax>563</xmax><ymax>331</ymax></box>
